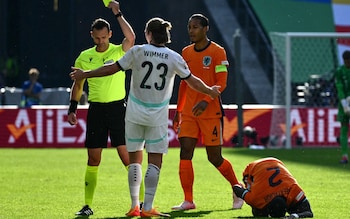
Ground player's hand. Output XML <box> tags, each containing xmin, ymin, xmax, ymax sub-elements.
<box><xmin>67</xmin><ymin>112</ymin><xmax>78</xmax><ymax>125</ymax></box>
<box><xmin>208</xmin><ymin>85</ymin><xmax>221</xmax><ymax>99</ymax></box>
<box><xmin>109</xmin><ymin>1</ymin><xmax>121</xmax><ymax>15</ymax></box>
<box><xmin>70</xmin><ymin>67</ymin><xmax>85</xmax><ymax>80</ymax></box>
<box><xmin>192</xmin><ymin>100</ymin><xmax>208</xmax><ymax>117</ymax></box>
<box><xmin>172</xmin><ymin>111</ymin><xmax>181</xmax><ymax>133</ymax></box>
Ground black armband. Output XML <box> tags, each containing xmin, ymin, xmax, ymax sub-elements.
<box><xmin>68</xmin><ymin>100</ymin><xmax>78</xmax><ymax>115</ymax></box>
<box><xmin>115</xmin><ymin>11</ymin><xmax>123</xmax><ymax>18</ymax></box>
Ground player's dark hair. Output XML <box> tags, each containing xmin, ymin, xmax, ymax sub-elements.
<box><xmin>343</xmin><ymin>50</ymin><xmax>350</xmax><ymax>60</ymax></box>
<box><xmin>91</xmin><ymin>18</ymin><xmax>111</xmax><ymax>32</ymax></box>
<box><xmin>267</xmin><ymin>196</ymin><xmax>287</xmax><ymax>218</ymax></box>
<box><xmin>189</xmin><ymin>14</ymin><xmax>209</xmax><ymax>27</ymax></box>
<box><xmin>145</xmin><ymin>17</ymin><xmax>172</xmax><ymax>44</ymax></box>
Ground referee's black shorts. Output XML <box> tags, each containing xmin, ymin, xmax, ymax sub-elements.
<box><xmin>85</xmin><ymin>99</ymin><xmax>126</xmax><ymax>148</ymax></box>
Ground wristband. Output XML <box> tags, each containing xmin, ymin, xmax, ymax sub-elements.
<box><xmin>115</xmin><ymin>12</ymin><xmax>123</xmax><ymax>18</ymax></box>
<box><xmin>68</xmin><ymin>100</ymin><xmax>78</xmax><ymax>115</ymax></box>
<box><xmin>241</xmin><ymin>189</ymin><xmax>248</xmax><ymax>199</ymax></box>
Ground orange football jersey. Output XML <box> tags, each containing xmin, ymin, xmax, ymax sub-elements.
<box><xmin>242</xmin><ymin>157</ymin><xmax>306</xmax><ymax>209</ymax></box>
<box><xmin>178</xmin><ymin>41</ymin><xmax>228</xmax><ymax>119</ymax></box>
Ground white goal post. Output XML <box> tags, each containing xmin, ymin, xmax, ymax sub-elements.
<box><xmin>269</xmin><ymin>32</ymin><xmax>350</xmax><ymax>149</ymax></box>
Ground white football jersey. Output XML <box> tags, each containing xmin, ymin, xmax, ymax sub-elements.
<box><xmin>118</xmin><ymin>44</ymin><xmax>191</xmax><ymax>126</ymax></box>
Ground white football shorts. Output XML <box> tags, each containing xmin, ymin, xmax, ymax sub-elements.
<box><xmin>125</xmin><ymin>120</ymin><xmax>169</xmax><ymax>154</ymax></box>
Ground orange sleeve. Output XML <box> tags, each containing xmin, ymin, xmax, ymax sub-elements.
<box><xmin>176</xmin><ymin>80</ymin><xmax>187</xmax><ymax>112</ymax></box>
<box><xmin>203</xmin><ymin>71</ymin><xmax>227</xmax><ymax>103</ymax></box>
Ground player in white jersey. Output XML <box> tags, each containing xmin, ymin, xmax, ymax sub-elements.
<box><xmin>121</xmin><ymin>44</ymin><xmax>190</xmax><ymax>128</ymax></box>
<box><xmin>70</xmin><ymin>17</ymin><xmax>221</xmax><ymax>217</ymax></box>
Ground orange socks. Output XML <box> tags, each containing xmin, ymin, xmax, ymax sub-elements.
<box><xmin>217</xmin><ymin>159</ymin><xmax>239</xmax><ymax>186</ymax></box>
<box><xmin>179</xmin><ymin>159</ymin><xmax>239</xmax><ymax>202</ymax></box>
<box><xmin>179</xmin><ymin>160</ymin><xmax>194</xmax><ymax>202</ymax></box>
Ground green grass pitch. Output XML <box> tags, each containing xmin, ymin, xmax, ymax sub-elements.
<box><xmin>0</xmin><ymin>147</ymin><xmax>349</xmax><ymax>218</ymax></box>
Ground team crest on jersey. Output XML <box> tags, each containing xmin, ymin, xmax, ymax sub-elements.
<box><xmin>203</xmin><ymin>56</ymin><xmax>212</xmax><ymax>66</ymax></box>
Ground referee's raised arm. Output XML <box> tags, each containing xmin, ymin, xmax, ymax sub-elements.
<box><xmin>108</xmin><ymin>0</ymin><xmax>135</xmax><ymax>52</ymax></box>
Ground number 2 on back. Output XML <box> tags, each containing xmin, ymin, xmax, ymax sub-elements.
<box><xmin>267</xmin><ymin>167</ymin><xmax>282</xmax><ymax>187</ymax></box>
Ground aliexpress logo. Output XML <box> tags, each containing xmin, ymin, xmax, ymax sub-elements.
<box><xmin>7</xmin><ymin>124</ymin><xmax>36</xmax><ymax>140</ymax></box>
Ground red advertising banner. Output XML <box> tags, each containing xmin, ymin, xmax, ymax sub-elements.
<box><xmin>0</xmin><ymin>106</ymin><xmax>341</xmax><ymax>148</ymax></box>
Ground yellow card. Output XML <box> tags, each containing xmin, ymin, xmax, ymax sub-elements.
<box><xmin>102</xmin><ymin>0</ymin><xmax>111</xmax><ymax>7</ymax></box>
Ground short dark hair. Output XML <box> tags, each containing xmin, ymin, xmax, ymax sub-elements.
<box><xmin>188</xmin><ymin>14</ymin><xmax>209</xmax><ymax>27</ymax></box>
<box><xmin>343</xmin><ymin>50</ymin><xmax>350</xmax><ymax>60</ymax></box>
<box><xmin>91</xmin><ymin>18</ymin><xmax>111</xmax><ymax>32</ymax></box>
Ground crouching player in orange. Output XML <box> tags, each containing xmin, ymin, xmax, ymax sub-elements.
<box><xmin>233</xmin><ymin>157</ymin><xmax>313</xmax><ymax>218</ymax></box>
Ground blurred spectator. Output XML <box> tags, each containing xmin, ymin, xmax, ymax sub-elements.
<box><xmin>20</xmin><ymin>68</ymin><xmax>43</xmax><ymax>107</ymax></box>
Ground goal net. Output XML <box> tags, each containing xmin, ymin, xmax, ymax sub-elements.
<box><xmin>269</xmin><ymin>32</ymin><xmax>350</xmax><ymax>148</ymax></box>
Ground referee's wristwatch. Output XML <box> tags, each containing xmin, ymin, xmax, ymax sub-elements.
<box><xmin>115</xmin><ymin>11</ymin><xmax>123</xmax><ymax>18</ymax></box>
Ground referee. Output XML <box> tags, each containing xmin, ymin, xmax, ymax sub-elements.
<box><xmin>67</xmin><ymin>1</ymin><xmax>141</xmax><ymax>217</ymax></box>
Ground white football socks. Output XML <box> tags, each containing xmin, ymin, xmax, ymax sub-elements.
<box><xmin>128</xmin><ymin>163</ymin><xmax>142</xmax><ymax>208</ymax></box>
<box><xmin>143</xmin><ymin>164</ymin><xmax>160</xmax><ymax>211</ymax></box>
